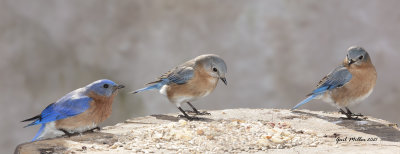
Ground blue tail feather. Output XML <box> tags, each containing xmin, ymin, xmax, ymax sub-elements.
<box><xmin>311</xmin><ymin>86</ymin><xmax>328</xmax><ymax>95</ymax></box>
<box><xmin>131</xmin><ymin>82</ymin><xmax>165</xmax><ymax>94</ymax></box>
<box><xmin>291</xmin><ymin>95</ymin><xmax>317</xmax><ymax>110</ymax></box>
<box><xmin>24</xmin><ymin>121</ymin><xmax>38</xmax><ymax>128</ymax></box>
<box><xmin>32</xmin><ymin>124</ymin><xmax>45</xmax><ymax>141</ymax></box>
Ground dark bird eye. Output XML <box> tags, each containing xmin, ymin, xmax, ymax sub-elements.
<box><xmin>359</xmin><ymin>55</ymin><xmax>364</xmax><ymax>60</ymax></box>
<box><xmin>103</xmin><ymin>84</ymin><xmax>109</xmax><ymax>88</ymax></box>
<box><xmin>212</xmin><ymin>67</ymin><xmax>218</xmax><ymax>72</ymax></box>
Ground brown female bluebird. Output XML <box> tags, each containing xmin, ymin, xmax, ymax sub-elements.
<box><xmin>132</xmin><ymin>54</ymin><xmax>227</xmax><ymax>120</ymax></box>
<box><xmin>292</xmin><ymin>46</ymin><xmax>377</xmax><ymax>120</ymax></box>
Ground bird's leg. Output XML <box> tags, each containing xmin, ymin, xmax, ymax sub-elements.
<box><xmin>345</xmin><ymin>107</ymin><xmax>363</xmax><ymax>117</ymax></box>
<box><xmin>59</xmin><ymin>129</ymin><xmax>75</xmax><ymax>137</ymax></box>
<box><xmin>339</xmin><ymin>108</ymin><xmax>347</xmax><ymax>115</ymax></box>
<box><xmin>185</xmin><ymin>102</ymin><xmax>211</xmax><ymax>115</ymax></box>
<box><xmin>338</xmin><ymin>107</ymin><xmax>362</xmax><ymax>120</ymax></box>
<box><xmin>178</xmin><ymin>107</ymin><xmax>199</xmax><ymax>121</ymax></box>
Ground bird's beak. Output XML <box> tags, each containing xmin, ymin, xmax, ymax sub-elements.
<box><xmin>113</xmin><ymin>84</ymin><xmax>125</xmax><ymax>92</ymax></box>
<box><xmin>220</xmin><ymin>77</ymin><xmax>227</xmax><ymax>85</ymax></box>
<box><xmin>348</xmin><ymin>59</ymin><xmax>355</xmax><ymax>65</ymax></box>
<box><xmin>117</xmin><ymin>85</ymin><xmax>125</xmax><ymax>89</ymax></box>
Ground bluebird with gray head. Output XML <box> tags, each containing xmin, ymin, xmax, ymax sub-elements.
<box><xmin>22</xmin><ymin>79</ymin><xmax>124</xmax><ymax>141</ymax></box>
<box><xmin>132</xmin><ymin>54</ymin><xmax>227</xmax><ymax>120</ymax></box>
<box><xmin>292</xmin><ymin>46</ymin><xmax>377</xmax><ymax>120</ymax></box>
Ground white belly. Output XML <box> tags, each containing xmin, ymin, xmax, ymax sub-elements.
<box><xmin>37</xmin><ymin>122</ymin><xmax>65</xmax><ymax>140</ymax></box>
<box><xmin>171</xmin><ymin>90</ymin><xmax>212</xmax><ymax>107</ymax></box>
<box><xmin>67</xmin><ymin>122</ymin><xmax>97</xmax><ymax>133</ymax></box>
<box><xmin>38</xmin><ymin>121</ymin><xmax>97</xmax><ymax>140</ymax></box>
<box><xmin>317</xmin><ymin>88</ymin><xmax>374</xmax><ymax>108</ymax></box>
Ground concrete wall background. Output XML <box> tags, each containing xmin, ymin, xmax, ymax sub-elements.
<box><xmin>1</xmin><ymin>0</ymin><xmax>399</xmax><ymax>153</ymax></box>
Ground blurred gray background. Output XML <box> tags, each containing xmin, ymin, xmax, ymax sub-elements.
<box><xmin>1</xmin><ymin>0</ymin><xmax>400</xmax><ymax>153</ymax></box>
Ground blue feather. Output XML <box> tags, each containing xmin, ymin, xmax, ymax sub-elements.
<box><xmin>131</xmin><ymin>82</ymin><xmax>166</xmax><ymax>94</ymax></box>
<box><xmin>31</xmin><ymin>124</ymin><xmax>45</xmax><ymax>141</ymax></box>
<box><xmin>25</xmin><ymin>97</ymin><xmax>92</xmax><ymax>127</ymax></box>
<box><xmin>292</xmin><ymin>66</ymin><xmax>353</xmax><ymax>110</ymax></box>
<box><xmin>291</xmin><ymin>94</ymin><xmax>317</xmax><ymax>110</ymax></box>
<box><xmin>311</xmin><ymin>86</ymin><xmax>329</xmax><ymax>95</ymax></box>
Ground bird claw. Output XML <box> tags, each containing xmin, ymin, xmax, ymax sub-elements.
<box><xmin>338</xmin><ymin>108</ymin><xmax>366</xmax><ymax>120</ymax></box>
<box><xmin>340</xmin><ymin>116</ymin><xmax>361</xmax><ymax>121</ymax></box>
<box><xmin>59</xmin><ymin>129</ymin><xmax>74</xmax><ymax>137</ymax></box>
<box><xmin>340</xmin><ymin>113</ymin><xmax>366</xmax><ymax>121</ymax></box>
<box><xmin>177</xmin><ymin>114</ymin><xmax>200</xmax><ymax>121</ymax></box>
<box><xmin>60</xmin><ymin>127</ymin><xmax>100</xmax><ymax>138</ymax></box>
<box><xmin>87</xmin><ymin>127</ymin><xmax>101</xmax><ymax>133</ymax></box>
<box><xmin>185</xmin><ymin>110</ymin><xmax>211</xmax><ymax>115</ymax></box>
<box><xmin>351</xmin><ymin>113</ymin><xmax>364</xmax><ymax>117</ymax></box>
<box><xmin>196</xmin><ymin>111</ymin><xmax>211</xmax><ymax>115</ymax></box>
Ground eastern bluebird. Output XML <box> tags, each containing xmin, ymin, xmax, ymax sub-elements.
<box><xmin>292</xmin><ymin>46</ymin><xmax>377</xmax><ymax>120</ymax></box>
<box><xmin>131</xmin><ymin>54</ymin><xmax>227</xmax><ymax>120</ymax></box>
<box><xmin>22</xmin><ymin>79</ymin><xmax>124</xmax><ymax>141</ymax></box>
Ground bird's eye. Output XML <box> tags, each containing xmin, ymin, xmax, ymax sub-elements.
<box><xmin>212</xmin><ymin>67</ymin><xmax>218</xmax><ymax>72</ymax></box>
<box><xmin>358</xmin><ymin>55</ymin><xmax>364</xmax><ymax>60</ymax></box>
<box><xmin>103</xmin><ymin>84</ymin><xmax>109</xmax><ymax>88</ymax></box>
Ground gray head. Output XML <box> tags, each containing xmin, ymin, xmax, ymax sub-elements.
<box><xmin>346</xmin><ymin>46</ymin><xmax>371</xmax><ymax>66</ymax></box>
<box><xmin>195</xmin><ymin>54</ymin><xmax>228</xmax><ymax>85</ymax></box>
<box><xmin>85</xmin><ymin>79</ymin><xmax>125</xmax><ymax>97</ymax></box>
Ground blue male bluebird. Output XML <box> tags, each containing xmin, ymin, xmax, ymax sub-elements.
<box><xmin>131</xmin><ymin>54</ymin><xmax>227</xmax><ymax>120</ymax></box>
<box><xmin>22</xmin><ymin>79</ymin><xmax>124</xmax><ymax>141</ymax></box>
<box><xmin>292</xmin><ymin>46</ymin><xmax>377</xmax><ymax>120</ymax></box>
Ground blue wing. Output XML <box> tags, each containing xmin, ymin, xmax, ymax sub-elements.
<box><xmin>165</xmin><ymin>67</ymin><xmax>194</xmax><ymax>84</ymax></box>
<box><xmin>313</xmin><ymin>66</ymin><xmax>352</xmax><ymax>94</ymax></box>
<box><xmin>292</xmin><ymin>66</ymin><xmax>352</xmax><ymax>110</ymax></box>
<box><xmin>131</xmin><ymin>65</ymin><xmax>194</xmax><ymax>94</ymax></box>
<box><xmin>24</xmin><ymin>96</ymin><xmax>92</xmax><ymax>127</ymax></box>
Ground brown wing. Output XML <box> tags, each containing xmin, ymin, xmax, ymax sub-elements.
<box><xmin>307</xmin><ymin>65</ymin><xmax>347</xmax><ymax>96</ymax></box>
<box><xmin>316</xmin><ymin>75</ymin><xmax>329</xmax><ymax>88</ymax></box>
<box><xmin>146</xmin><ymin>59</ymin><xmax>196</xmax><ymax>85</ymax></box>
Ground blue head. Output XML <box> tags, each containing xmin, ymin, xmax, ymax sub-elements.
<box><xmin>85</xmin><ymin>79</ymin><xmax>125</xmax><ymax>97</ymax></box>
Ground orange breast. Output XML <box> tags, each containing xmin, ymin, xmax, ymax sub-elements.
<box><xmin>166</xmin><ymin>66</ymin><xmax>218</xmax><ymax>103</ymax></box>
<box><xmin>331</xmin><ymin>63</ymin><xmax>377</xmax><ymax>107</ymax></box>
<box><xmin>55</xmin><ymin>92</ymin><xmax>115</xmax><ymax>130</ymax></box>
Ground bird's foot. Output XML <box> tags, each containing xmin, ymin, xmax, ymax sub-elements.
<box><xmin>340</xmin><ymin>113</ymin><xmax>366</xmax><ymax>121</ymax></box>
<box><xmin>339</xmin><ymin>108</ymin><xmax>366</xmax><ymax>120</ymax></box>
<box><xmin>340</xmin><ymin>116</ymin><xmax>361</xmax><ymax>121</ymax></box>
<box><xmin>87</xmin><ymin>127</ymin><xmax>101</xmax><ymax>133</ymax></box>
<box><xmin>350</xmin><ymin>113</ymin><xmax>364</xmax><ymax>117</ymax></box>
<box><xmin>339</xmin><ymin>108</ymin><xmax>347</xmax><ymax>115</ymax></box>
<box><xmin>59</xmin><ymin>129</ymin><xmax>77</xmax><ymax>137</ymax></box>
<box><xmin>177</xmin><ymin>114</ymin><xmax>200</xmax><ymax>121</ymax></box>
<box><xmin>185</xmin><ymin>102</ymin><xmax>210</xmax><ymax>115</ymax></box>
<box><xmin>195</xmin><ymin>111</ymin><xmax>211</xmax><ymax>115</ymax></box>
<box><xmin>185</xmin><ymin>110</ymin><xmax>211</xmax><ymax>115</ymax></box>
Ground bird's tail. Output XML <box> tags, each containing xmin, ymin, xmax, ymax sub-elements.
<box><xmin>32</xmin><ymin>124</ymin><xmax>45</xmax><ymax>141</ymax></box>
<box><xmin>291</xmin><ymin>94</ymin><xmax>317</xmax><ymax>110</ymax></box>
<box><xmin>130</xmin><ymin>82</ymin><xmax>165</xmax><ymax>94</ymax></box>
<box><xmin>21</xmin><ymin>115</ymin><xmax>41</xmax><ymax>128</ymax></box>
